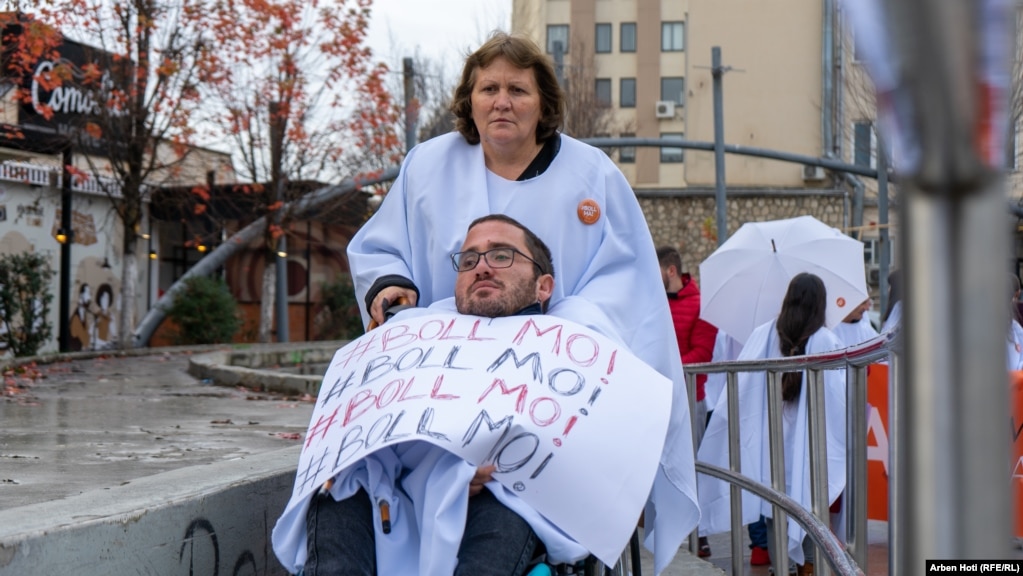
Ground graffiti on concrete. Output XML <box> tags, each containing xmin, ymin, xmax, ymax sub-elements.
<box><xmin>179</xmin><ymin>516</ymin><xmax>267</xmax><ymax>576</ymax></box>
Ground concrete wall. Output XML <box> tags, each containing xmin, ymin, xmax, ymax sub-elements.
<box><xmin>639</xmin><ymin>191</ymin><xmax>848</xmax><ymax>283</ymax></box>
<box><xmin>0</xmin><ymin>447</ymin><xmax>300</xmax><ymax>576</ymax></box>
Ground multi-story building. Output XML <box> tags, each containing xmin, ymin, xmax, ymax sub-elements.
<box><xmin>511</xmin><ymin>0</ymin><xmax>895</xmax><ymax>291</ymax></box>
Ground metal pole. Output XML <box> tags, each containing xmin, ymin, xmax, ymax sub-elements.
<box><xmin>276</xmin><ymin>236</ymin><xmax>289</xmax><ymax>343</ymax></box>
<box><xmin>553</xmin><ymin>41</ymin><xmax>565</xmax><ymax>88</ymax></box>
<box><xmin>58</xmin><ymin>145</ymin><xmax>73</xmax><ymax>352</ymax></box>
<box><xmin>806</xmin><ymin>369</ymin><xmax>832</xmax><ymax>576</ymax></box>
<box><xmin>845</xmin><ymin>365</ymin><xmax>869</xmax><ymax>571</ymax></box>
<box><xmin>877</xmin><ymin>140</ymin><xmax>890</xmax><ymax>316</ymax></box>
<box><xmin>403</xmin><ymin>57</ymin><xmax>417</xmax><ymax>153</ymax></box>
<box><xmin>712</xmin><ymin>47</ymin><xmax>728</xmax><ymax>247</ymax></box>
<box><xmin>885</xmin><ymin>0</ymin><xmax>1012</xmax><ymax>569</ymax></box>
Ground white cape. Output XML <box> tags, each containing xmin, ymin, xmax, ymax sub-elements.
<box><xmin>345</xmin><ymin>132</ymin><xmax>699</xmax><ymax>574</ymax></box>
<box><xmin>831</xmin><ymin>318</ymin><xmax>879</xmax><ymax>349</ymax></box>
<box><xmin>696</xmin><ymin>320</ymin><xmax>847</xmax><ymax>565</ymax></box>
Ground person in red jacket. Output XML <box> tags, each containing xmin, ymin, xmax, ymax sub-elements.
<box><xmin>657</xmin><ymin>246</ymin><xmax>718</xmax><ymax>557</ymax></box>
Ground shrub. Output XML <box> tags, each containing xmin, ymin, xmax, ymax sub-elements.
<box><xmin>0</xmin><ymin>252</ymin><xmax>55</xmax><ymax>357</ymax></box>
<box><xmin>164</xmin><ymin>275</ymin><xmax>241</xmax><ymax>345</ymax></box>
<box><xmin>318</xmin><ymin>274</ymin><xmax>365</xmax><ymax>340</ymax></box>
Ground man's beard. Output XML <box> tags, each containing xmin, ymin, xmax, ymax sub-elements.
<box><xmin>457</xmin><ymin>278</ymin><xmax>536</xmax><ymax>317</ymax></box>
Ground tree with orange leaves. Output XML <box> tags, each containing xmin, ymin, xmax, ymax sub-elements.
<box><xmin>9</xmin><ymin>2</ymin><xmax>229</xmax><ymax>348</ymax></box>
<box><xmin>204</xmin><ymin>0</ymin><xmax>400</xmax><ymax>342</ymax></box>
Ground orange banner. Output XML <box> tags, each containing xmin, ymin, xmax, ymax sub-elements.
<box><xmin>866</xmin><ymin>364</ymin><xmax>890</xmax><ymax>521</ymax></box>
<box><xmin>869</xmin><ymin>367</ymin><xmax>1023</xmax><ymax>531</ymax></box>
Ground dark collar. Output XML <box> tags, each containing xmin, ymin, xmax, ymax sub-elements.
<box><xmin>514</xmin><ymin>302</ymin><xmax>544</xmax><ymax>316</ymax></box>
<box><xmin>517</xmin><ymin>134</ymin><xmax>561</xmax><ymax>181</ymax></box>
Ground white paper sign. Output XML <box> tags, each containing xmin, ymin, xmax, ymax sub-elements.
<box><xmin>289</xmin><ymin>313</ymin><xmax>671</xmax><ymax>564</ymax></box>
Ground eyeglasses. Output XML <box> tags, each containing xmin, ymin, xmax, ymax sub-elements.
<box><xmin>450</xmin><ymin>247</ymin><xmax>543</xmax><ymax>273</ymax></box>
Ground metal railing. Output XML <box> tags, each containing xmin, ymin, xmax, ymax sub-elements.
<box><xmin>686</xmin><ymin>331</ymin><xmax>898</xmax><ymax>576</ymax></box>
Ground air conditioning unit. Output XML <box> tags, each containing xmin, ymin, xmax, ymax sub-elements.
<box><xmin>655</xmin><ymin>100</ymin><xmax>676</xmax><ymax>119</ymax></box>
<box><xmin>802</xmin><ymin>165</ymin><xmax>825</xmax><ymax>181</ymax></box>
<box><xmin>867</xmin><ymin>265</ymin><xmax>881</xmax><ymax>285</ymax></box>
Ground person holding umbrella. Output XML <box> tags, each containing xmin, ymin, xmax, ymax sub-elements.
<box><xmin>697</xmin><ymin>273</ymin><xmax>847</xmax><ymax>576</ymax></box>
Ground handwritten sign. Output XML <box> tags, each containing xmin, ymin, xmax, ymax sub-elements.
<box><xmin>286</xmin><ymin>312</ymin><xmax>671</xmax><ymax>564</ymax></box>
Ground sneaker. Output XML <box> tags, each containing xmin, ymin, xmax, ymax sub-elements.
<box><xmin>750</xmin><ymin>546</ymin><xmax>771</xmax><ymax>566</ymax></box>
<box><xmin>698</xmin><ymin>536</ymin><xmax>711</xmax><ymax>558</ymax></box>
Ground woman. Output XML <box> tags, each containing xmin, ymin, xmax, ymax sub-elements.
<box><xmin>279</xmin><ymin>32</ymin><xmax>698</xmax><ymax>574</ymax></box>
<box><xmin>697</xmin><ymin>273</ymin><xmax>846</xmax><ymax>576</ymax></box>
<box><xmin>881</xmin><ymin>269</ymin><xmax>902</xmax><ymax>334</ymax></box>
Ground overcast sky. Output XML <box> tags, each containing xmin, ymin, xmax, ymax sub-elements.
<box><xmin>366</xmin><ymin>0</ymin><xmax>510</xmax><ymax>78</ymax></box>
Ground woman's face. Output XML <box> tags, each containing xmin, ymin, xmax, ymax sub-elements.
<box><xmin>470</xmin><ymin>57</ymin><xmax>541</xmax><ymax>153</ymax></box>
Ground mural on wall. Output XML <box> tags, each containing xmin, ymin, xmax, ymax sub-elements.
<box><xmin>67</xmin><ymin>256</ymin><xmax>121</xmax><ymax>351</ymax></box>
<box><xmin>225</xmin><ymin>224</ymin><xmax>348</xmax><ymax>304</ymax></box>
<box><xmin>51</xmin><ymin>208</ymin><xmax>99</xmax><ymax>245</ymax></box>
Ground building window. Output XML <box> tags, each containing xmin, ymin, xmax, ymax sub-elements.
<box><xmin>547</xmin><ymin>25</ymin><xmax>569</xmax><ymax>55</ymax></box>
<box><xmin>662</xmin><ymin>22</ymin><xmax>684</xmax><ymax>52</ymax></box>
<box><xmin>853</xmin><ymin>121</ymin><xmax>874</xmax><ymax>168</ymax></box>
<box><xmin>620</xmin><ymin>132</ymin><xmax>636</xmax><ymax>163</ymax></box>
<box><xmin>620</xmin><ymin>22</ymin><xmax>637</xmax><ymax>52</ymax></box>
<box><xmin>863</xmin><ymin>237</ymin><xmax>879</xmax><ymax>266</ymax></box>
<box><xmin>660</xmin><ymin>132</ymin><xmax>684</xmax><ymax>163</ymax></box>
<box><xmin>620</xmin><ymin>78</ymin><xmax>636</xmax><ymax>108</ymax></box>
<box><xmin>661</xmin><ymin>77</ymin><xmax>685</xmax><ymax>106</ymax></box>
<box><xmin>595</xmin><ymin>23</ymin><xmax>612</xmax><ymax>53</ymax></box>
<box><xmin>595</xmin><ymin>78</ymin><xmax>612</xmax><ymax>107</ymax></box>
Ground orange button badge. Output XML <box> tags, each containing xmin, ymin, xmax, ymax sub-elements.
<box><xmin>836</xmin><ymin>297</ymin><xmax>847</xmax><ymax>308</ymax></box>
<box><xmin>577</xmin><ymin>199</ymin><xmax>601</xmax><ymax>225</ymax></box>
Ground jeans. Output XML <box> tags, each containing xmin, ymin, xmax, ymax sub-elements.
<box><xmin>302</xmin><ymin>487</ymin><xmax>538</xmax><ymax>576</ymax></box>
<box><xmin>304</xmin><ymin>488</ymin><xmax>376</xmax><ymax>576</ymax></box>
<box><xmin>748</xmin><ymin>515</ymin><xmax>768</xmax><ymax>549</ymax></box>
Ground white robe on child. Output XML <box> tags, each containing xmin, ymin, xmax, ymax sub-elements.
<box><xmin>696</xmin><ymin>320</ymin><xmax>846</xmax><ymax>565</ymax></box>
<box><xmin>831</xmin><ymin>317</ymin><xmax>879</xmax><ymax>349</ymax></box>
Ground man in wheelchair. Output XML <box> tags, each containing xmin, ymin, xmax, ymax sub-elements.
<box><xmin>274</xmin><ymin>214</ymin><xmax>618</xmax><ymax>575</ymax></box>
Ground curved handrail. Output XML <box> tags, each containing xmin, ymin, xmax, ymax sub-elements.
<box><xmin>697</xmin><ymin>462</ymin><xmax>865</xmax><ymax>576</ymax></box>
<box><xmin>687</xmin><ymin>329</ymin><xmax>898</xmax><ymax>374</ymax></box>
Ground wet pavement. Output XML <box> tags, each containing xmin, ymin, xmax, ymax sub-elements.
<box><xmin>1</xmin><ymin>349</ymin><xmax>313</xmax><ymax>509</ymax></box>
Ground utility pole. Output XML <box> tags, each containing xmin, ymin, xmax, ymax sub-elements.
<box><xmin>712</xmin><ymin>47</ymin><xmax>730</xmax><ymax>247</ymax></box>
<box><xmin>58</xmin><ymin>145</ymin><xmax>73</xmax><ymax>352</ymax></box>
<box><xmin>403</xmin><ymin>57</ymin><xmax>417</xmax><ymax>153</ymax></box>
<box><xmin>269</xmin><ymin>101</ymin><xmax>289</xmax><ymax>343</ymax></box>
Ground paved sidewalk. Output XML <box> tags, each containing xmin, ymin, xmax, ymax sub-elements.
<box><xmin>2</xmin><ymin>349</ymin><xmax>312</xmax><ymax>510</ymax></box>
<box><xmin>1</xmin><ymin>348</ymin><xmax>722</xmax><ymax>575</ymax></box>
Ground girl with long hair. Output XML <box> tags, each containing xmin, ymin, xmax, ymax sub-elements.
<box><xmin>698</xmin><ymin>273</ymin><xmax>847</xmax><ymax>576</ymax></box>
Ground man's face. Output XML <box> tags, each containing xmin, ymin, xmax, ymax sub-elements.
<box><xmin>454</xmin><ymin>220</ymin><xmax>552</xmax><ymax>317</ymax></box>
<box><xmin>844</xmin><ymin>298</ymin><xmax>871</xmax><ymax>322</ymax></box>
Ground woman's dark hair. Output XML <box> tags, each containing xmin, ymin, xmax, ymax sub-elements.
<box><xmin>883</xmin><ymin>269</ymin><xmax>902</xmax><ymax>323</ymax></box>
<box><xmin>1011</xmin><ymin>274</ymin><xmax>1021</xmax><ymax>324</ymax></box>
<box><xmin>450</xmin><ymin>32</ymin><xmax>564</xmax><ymax>145</ymax></box>
<box><xmin>776</xmin><ymin>273</ymin><xmax>828</xmax><ymax>402</ymax></box>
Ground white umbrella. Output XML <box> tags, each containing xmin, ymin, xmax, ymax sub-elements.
<box><xmin>699</xmin><ymin>215</ymin><xmax>869</xmax><ymax>345</ymax></box>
